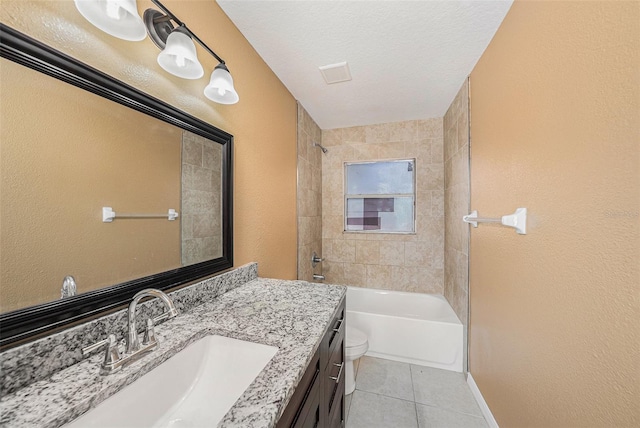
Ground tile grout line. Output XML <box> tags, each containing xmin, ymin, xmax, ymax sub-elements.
<box><xmin>352</xmin><ymin>388</ymin><xmax>418</xmax><ymax>406</ymax></box>
<box><xmin>410</xmin><ymin>364</ymin><xmax>420</xmax><ymax>427</ymax></box>
<box><xmin>417</xmin><ymin>402</ymin><xmax>487</xmax><ymax>420</ymax></box>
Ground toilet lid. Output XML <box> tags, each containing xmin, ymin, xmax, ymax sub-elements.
<box><xmin>346</xmin><ymin>326</ymin><xmax>367</xmax><ymax>347</ymax></box>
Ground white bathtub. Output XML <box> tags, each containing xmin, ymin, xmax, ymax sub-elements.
<box><xmin>346</xmin><ymin>287</ymin><xmax>463</xmax><ymax>372</ymax></box>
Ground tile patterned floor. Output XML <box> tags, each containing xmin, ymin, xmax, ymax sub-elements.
<box><xmin>346</xmin><ymin>356</ymin><xmax>488</xmax><ymax>428</ymax></box>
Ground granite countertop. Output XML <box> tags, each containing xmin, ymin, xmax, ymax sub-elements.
<box><xmin>0</xmin><ymin>278</ymin><xmax>346</xmax><ymax>428</ymax></box>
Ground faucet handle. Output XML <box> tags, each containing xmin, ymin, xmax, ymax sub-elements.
<box><xmin>142</xmin><ymin>318</ymin><xmax>157</xmax><ymax>346</ymax></box>
<box><xmin>82</xmin><ymin>334</ymin><xmax>121</xmax><ymax>369</ymax></box>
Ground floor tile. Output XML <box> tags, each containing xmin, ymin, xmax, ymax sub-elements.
<box><xmin>347</xmin><ymin>390</ymin><xmax>418</xmax><ymax>428</ymax></box>
<box><xmin>411</xmin><ymin>365</ymin><xmax>482</xmax><ymax>417</ymax></box>
<box><xmin>356</xmin><ymin>356</ymin><xmax>414</xmax><ymax>401</ymax></box>
<box><xmin>345</xmin><ymin>393</ymin><xmax>353</xmax><ymax>422</ymax></box>
<box><xmin>416</xmin><ymin>403</ymin><xmax>488</xmax><ymax>428</ymax></box>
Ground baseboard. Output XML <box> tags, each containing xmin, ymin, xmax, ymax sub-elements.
<box><xmin>467</xmin><ymin>373</ymin><xmax>499</xmax><ymax>428</ymax></box>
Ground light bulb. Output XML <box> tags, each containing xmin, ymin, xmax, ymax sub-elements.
<box><xmin>176</xmin><ymin>55</ymin><xmax>186</xmax><ymax>68</ymax></box>
<box><xmin>217</xmin><ymin>87</ymin><xmax>226</xmax><ymax>96</ymax></box>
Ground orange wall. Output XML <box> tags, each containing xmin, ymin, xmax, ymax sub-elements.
<box><xmin>469</xmin><ymin>1</ymin><xmax>639</xmax><ymax>426</ymax></box>
<box><xmin>0</xmin><ymin>1</ymin><xmax>298</xmax><ymax>283</ymax></box>
<box><xmin>1</xmin><ymin>59</ymin><xmax>181</xmax><ymax>312</ymax></box>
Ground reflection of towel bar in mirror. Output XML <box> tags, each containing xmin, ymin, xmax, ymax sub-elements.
<box><xmin>463</xmin><ymin>208</ymin><xmax>527</xmax><ymax>235</ymax></box>
<box><xmin>102</xmin><ymin>207</ymin><xmax>179</xmax><ymax>223</ymax></box>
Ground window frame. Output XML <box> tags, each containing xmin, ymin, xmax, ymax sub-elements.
<box><xmin>343</xmin><ymin>159</ymin><xmax>416</xmax><ymax>234</ymax></box>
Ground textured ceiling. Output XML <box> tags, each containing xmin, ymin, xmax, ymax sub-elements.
<box><xmin>217</xmin><ymin>1</ymin><xmax>513</xmax><ymax>129</ymax></box>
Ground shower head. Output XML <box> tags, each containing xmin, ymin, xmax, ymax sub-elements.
<box><xmin>313</xmin><ymin>141</ymin><xmax>328</xmax><ymax>154</ymax></box>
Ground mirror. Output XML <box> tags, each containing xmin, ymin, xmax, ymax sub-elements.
<box><xmin>0</xmin><ymin>24</ymin><xmax>233</xmax><ymax>347</ymax></box>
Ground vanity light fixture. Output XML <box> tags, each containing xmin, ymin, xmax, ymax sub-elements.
<box><xmin>144</xmin><ymin>0</ymin><xmax>239</xmax><ymax>103</ymax></box>
<box><xmin>74</xmin><ymin>0</ymin><xmax>239</xmax><ymax>104</ymax></box>
<box><xmin>74</xmin><ymin>0</ymin><xmax>147</xmax><ymax>41</ymax></box>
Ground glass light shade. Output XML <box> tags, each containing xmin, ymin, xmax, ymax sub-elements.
<box><xmin>204</xmin><ymin>64</ymin><xmax>239</xmax><ymax>104</ymax></box>
<box><xmin>74</xmin><ymin>0</ymin><xmax>146</xmax><ymax>41</ymax></box>
<box><xmin>157</xmin><ymin>30</ymin><xmax>204</xmax><ymax>80</ymax></box>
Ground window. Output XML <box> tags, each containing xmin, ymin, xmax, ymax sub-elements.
<box><xmin>344</xmin><ymin>159</ymin><xmax>415</xmax><ymax>233</ymax></box>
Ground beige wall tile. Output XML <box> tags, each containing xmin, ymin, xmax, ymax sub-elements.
<box><xmin>443</xmin><ymin>80</ymin><xmax>469</xmax><ymax>338</ymax></box>
<box><xmin>379</xmin><ymin>241</ymin><xmax>405</xmax><ymax>266</ymax></box>
<box><xmin>444</xmin><ymin>246</ymin><xmax>456</xmax><ymax>301</ymax></box>
<box><xmin>365</xmin><ymin>123</ymin><xmax>391</xmax><ymax>144</ymax></box>
<box><xmin>356</xmin><ymin>240</ymin><xmax>380</xmax><ymax>265</ymax></box>
<box><xmin>377</xmin><ymin>142</ymin><xmax>406</xmax><ymax>159</ymax></box>
<box><xmin>297</xmin><ymin>104</ymin><xmax>323</xmax><ymax>280</ymax></box>
<box><xmin>366</xmin><ymin>265</ymin><xmax>392</xmax><ymax>289</ymax></box>
<box><xmin>431</xmin><ymin>138</ymin><xmax>444</xmax><ymax>164</ymax></box>
<box><xmin>182</xmin><ymin>214</ymin><xmax>194</xmax><ymax>240</ymax></box>
<box><xmin>389</xmin><ymin>120</ymin><xmax>417</xmax><ymax>142</ymax></box>
<box><xmin>404</xmin><ymin>142</ymin><xmax>418</xmax><ymax>159</ymax></box>
<box><xmin>416</xmin><ymin>189</ymin><xmax>432</xmax><ymax>217</ymax></box>
<box><xmin>202</xmin><ymin>143</ymin><xmax>222</xmax><ymax>171</ymax></box>
<box><xmin>431</xmin><ymin>190</ymin><xmax>444</xmax><ymax>218</ymax></box>
<box><xmin>323</xmin><ymin>214</ymin><xmax>343</xmax><ymax>239</ymax></box>
<box><xmin>404</xmin><ymin>241</ymin><xmax>430</xmax><ymax>266</ymax></box>
<box><xmin>182</xmin><ymin>137</ymin><xmax>202</xmax><ymax>166</ymax></box>
<box><xmin>351</xmin><ymin>143</ymin><xmax>378</xmax><ymax>160</ymax></box>
<box><xmin>182</xmin><ymin>164</ymin><xmax>215</xmax><ymax>193</ymax></box>
<box><xmin>444</xmin><ymin>157</ymin><xmax>453</xmax><ymax>190</ymax></box>
<box><xmin>322</xmin><ymin>239</ymin><xmax>333</xmax><ymax>262</ymax></box>
<box><xmin>443</xmin><ymin>121</ymin><xmax>457</xmax><ymax>163</ymax></box>
<box><xmin>419</xmin><ymin>164</ymin><xmax>444</xmax><ymax>190</ymax></box>
<box><xmin>414</xmin><ymin>140</ymin><xmax>431</xmax><ymax>164</ymax></box>
<box><xmin>297</xmin><ymin>127</ymin><xmax>309</xmax><ymax>162</ymax></box>
<box><xmin>322</xmin><ymin>128</ymin><xmax>342</xmax><ymax>147</ymax></box>
<box><xmin>333</xmin><ymin>239</ymin><xmax>356</xmax><ymax>263</ymax></box>
<box><xmin>457</xmin><ymin>106</ymin><xmax>469</xmax><ymax>151</ymax></box>
<box><xmin>298</xmin><ymin>158</ymin><xmax>312</xmax><ymax>190</ymax></box>
<box><xmin>418</xmin><ymin>118</ymin><xmax>443</xmax><ymax>140</ymax></box>
<box><xmin>298</xmin><ymin>244</ymin><xmax>312</xmax><ymax>281</ymax></box>
<box><xmin>417</xmin><ymin>215</ymin><xmax>444</xmax><ymax>249</ymax></box>
<box><xmin>299</xmin><ymin>216</ymin><xmax>313</xmax><ymax>246</ymax></box>
<box><xmin>342</xmin><ymin>126</ymin><xmax>366</xmax><ymax>144</ymax></box>
<box><xmin>343</xmin><ymin>263</ymin><xmax>366</xmax><ymax>286</ymax></box>
<box><xmin>311</xmin><ymin>165</ymin><xmax>322</xmax><ymax>192</ymax></box>
<box><xmin>192</xmin><ymin>213</ymin><xmax>217</xmax><ymax>238</ymax></box>
<box><xmin>323</xmin><ymin>260</ymin><xmax>344</xmax><ymax>284</ymax></box>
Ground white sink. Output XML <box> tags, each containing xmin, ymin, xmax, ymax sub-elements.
<box><xmin>66</xmin><ymin>335</ymin><xmax>278</xmax><ymax>428</ymax></box>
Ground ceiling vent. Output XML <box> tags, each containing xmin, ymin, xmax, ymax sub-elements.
<box><xmin>319</xmin><ymin>61</ymin><xmax>352</xmax><ymax>84</ymax></box>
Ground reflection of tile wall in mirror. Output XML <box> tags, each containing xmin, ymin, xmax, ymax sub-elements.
<box><xmin>181</xmin><ymin>131</ymin><xmax>223</xmax><ymax>266</ymax></box>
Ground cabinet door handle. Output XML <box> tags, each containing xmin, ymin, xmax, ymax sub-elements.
<box><xmin>332</xmin><ymin>318</ymin><xmax>344</xmax><ymax>333</ymax></box>
<box><xmin>329</xmin><ymin>362</ymin><xmax>344</xmax><ymax>384</ymax></box>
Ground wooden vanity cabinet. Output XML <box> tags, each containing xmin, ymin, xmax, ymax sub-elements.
<box><xmin>278</xmin><ymin>297</ymin><xmax>346</xmax><ymax>428</ymax></box>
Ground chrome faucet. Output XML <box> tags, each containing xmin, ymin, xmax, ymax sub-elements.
<box><xmin>83</xmin><ymin>288</ymin><xmax>178</xmax><ymax>374</ymax></box>
<box><xmin>126</xmin><ymin>288</ymin><xmax>178</xmax><ymax>354</ymax></box>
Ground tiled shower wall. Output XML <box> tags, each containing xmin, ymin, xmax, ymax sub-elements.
<box><xmin>321</xmin><ymin>119</ymin><xmax>444</xmax><ymax>293</ymax></box>
<box><xmin>296</xmin><ymin>103</ymin><xmax>323</xmax><ymax>281</ymax></box>
<box><xmin>443</xmin><ymin>79</ymin><xmax>470</xmax><ymax>370</ymax></box>
<box><xmin>181</xmin><ymin>131</ymin><xmax>223</xmax><ymax>266</ymax></box>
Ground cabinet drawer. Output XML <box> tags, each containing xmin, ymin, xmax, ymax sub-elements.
<box><xmin>277</xmin><ymin>348</ymin><xmax>320</xmax><ymax>428</ymax></box>
<box><xmin>321</xmin><ymin>299</ymin><xmax>345</xmax><ymax>371</ymax></box>
<box><xmin>324</xmin><ymin>332</ymin><xmax>345</xmax><ymax>425</ymax></box>
<box><xmin>297</xmin><ymin>382</ymin><xmax>320</xmax><ymax>428</ymax></box>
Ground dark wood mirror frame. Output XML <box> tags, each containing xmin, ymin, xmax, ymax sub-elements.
<box><xmin>0</xmin><ymin>24</ymin><xmax>233</xmax><ymax>348</ymax></box>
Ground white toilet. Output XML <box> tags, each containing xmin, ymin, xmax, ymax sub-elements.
<box><xmin>345</xmin><ymin>326</ymin><xmax>368</xmax><ymax>395</ymax></box>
